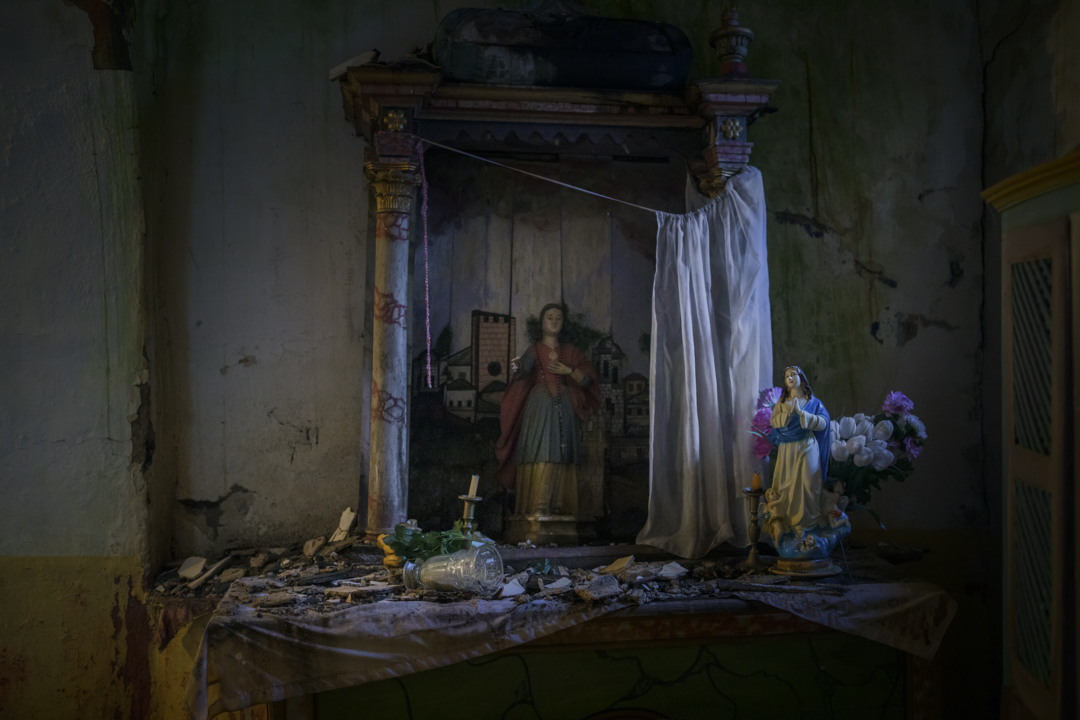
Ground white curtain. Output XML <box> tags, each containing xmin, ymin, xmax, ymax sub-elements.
<box><xmin>636</xmin><ymin>167</ymin><xmax>772</xmax><ymax>558</ymax></box>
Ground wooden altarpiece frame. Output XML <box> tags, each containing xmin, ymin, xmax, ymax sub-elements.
<box><xmin>336</xmin><ymin>11</ymin><xmax>779</xmax><ymax>540</ymax></box>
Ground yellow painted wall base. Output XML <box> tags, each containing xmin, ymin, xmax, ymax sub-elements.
<box><xmin>0</xmin><ymin>556</ymin><xmax>148</xmax><ymax>719</ymax></box>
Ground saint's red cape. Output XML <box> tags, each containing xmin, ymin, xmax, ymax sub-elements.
<box><xmin>495</xmin><ymin>342</ymin><xmax>600</xmax><ymax>488</ymax></box>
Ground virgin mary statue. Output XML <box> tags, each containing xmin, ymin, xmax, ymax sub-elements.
<box><xmin>496</xmin><ymin>303</ymin><xmax>599</xmax><ymax>519</ymax></box>
<box><xmin>764</xmin><ymin>365</ymin><xmax>831</xmax><ymax>549</ymax></box>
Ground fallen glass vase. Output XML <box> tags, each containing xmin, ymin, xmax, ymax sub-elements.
<box><xmin>402</xmin><ymin>543</ymin><xmax>504</xmax><ymax>596</ymax></box>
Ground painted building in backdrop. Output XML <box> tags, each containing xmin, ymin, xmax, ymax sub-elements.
<box><xmin>411</xmin><ymin>318</ymin><xmax>650</xmax><ymax>475</ymax></box>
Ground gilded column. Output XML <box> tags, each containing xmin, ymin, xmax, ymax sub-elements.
<box><xmin>363</xmin><ymin>142</ymin><xmax>419</xmax><ymax>536</ymax></box>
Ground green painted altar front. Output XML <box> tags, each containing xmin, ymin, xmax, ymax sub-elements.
<box><xmin>307</xmin><ymin>598</ymin><xmax>924</xmax><ymax>720</ymax></box>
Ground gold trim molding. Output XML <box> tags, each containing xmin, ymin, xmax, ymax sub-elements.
<box><xmin>983</xmin><ymin>145</ymin><xmax>1080</xmax><ymax>212</ymax></box>
<box><xmin>364</xmin><ymin>162</ymin><xmax>420</xmax><ymax>214</ymax></box>
<box><xmin>695</xmin><ymin>166</ymin><xmax>741</xmax><ymax>199</ymax></box>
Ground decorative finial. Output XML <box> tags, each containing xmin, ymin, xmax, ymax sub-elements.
<box><xmin>710</xmin><ymin>7</ymin><xmax>755</xmax><ymax>77</ymax></box>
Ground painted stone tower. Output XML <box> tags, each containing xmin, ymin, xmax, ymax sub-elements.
<box><xmin>593</xmin><ymin>336</ymin><xmax>626</xmax><ymax>437</ymax></box>
<box><xmin>471</xmin><ymin>311</ymin><xmax>515</xmax><ymax>399</ymax></box>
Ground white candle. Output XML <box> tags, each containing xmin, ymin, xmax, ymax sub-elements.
<box><xmin>468</xmin><ymin>475</ymin><xmax>480</xmax><ymax>498</ymax></box>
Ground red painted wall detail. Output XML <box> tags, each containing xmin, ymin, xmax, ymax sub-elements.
<box><xmin>373</xmin><ymin>287</ymin><xmax>407</xmax><ymax>328</ymax></box>
<box><xmin>371</xmin><ymin>379</ymin><xmax>406</xmax><ymax>425</ymax></box>
<box><xmin>377</xmin><ymin>213</ymin><xmax>409</xmax><ymax>242</ymax></box>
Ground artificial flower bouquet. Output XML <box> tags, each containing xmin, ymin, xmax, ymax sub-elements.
<box><xmin>750</xmin><ymin>389</ymin><xmax>927</xmax><ymax>528</ymax></box>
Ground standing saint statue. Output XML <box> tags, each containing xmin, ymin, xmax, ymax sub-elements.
<box><xmin>496</xmin><ymin>304</ymin><xmax>599</xmax><ymax>521</ymax></box>
<box><xmin>764</xmin><ymin>366</ymin><xmax>832</xmax><ymax>549</ymax></box>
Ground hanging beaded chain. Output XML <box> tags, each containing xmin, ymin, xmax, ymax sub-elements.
<box><xmin>418</xmin><ymin>144</ymin><xmax>432</xmax><ymax>388</ymax></box>
<box><xmin>538</xmin><ymin>346</ymin><xmax>568</xmax><ymax>459</ymax></box>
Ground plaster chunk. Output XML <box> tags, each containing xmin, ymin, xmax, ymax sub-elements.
<box><xmin>178</xmin><ymin>557</ymin><xmax>207</xmax><ymax>579</ymax></box>
<box><xmin>219</xmin><ymin>567</ymin><xmax>245</xmax><ymax>583</ymax></box>
<box><xmin>329</xmin><ymin>507</ymin><xmax>357</xmax><ymax>543</ymax></box>
<box><xmin>303</xmin><ymin>536</ymin><xmax>326</xmax><ymax>557</ymax></box>
<box><xmin>575</xmin><ymin>574</ymin><xmax>622</xmax><ymax>603</ymax></box>
<box><xmin>498</xmin><ymin>579</ymin><xmax>526</xmax><ymax>597</ymax></box>
<box><xmin>188</xmin><ymin>556</ymin><xmax>233</xmax><ymax>589</ymax></box>
<box><xmin>659</xmin><ymin>562</ymin><xmax>688</xmax><ymax>579</ymax></box>
<box><xmin>254</xmin><ymin>592</ymin><xmax>299</xmax><ymax>607</ymax></box>
<box><xmin>539</xmin><ymin>577</ymin><xmax>571</xmax><ymax>591</ymax></box>
<box><xmin>599</xmin><ymin>555</ymin><xmax>634</xmax><ymax>576</ymax></box>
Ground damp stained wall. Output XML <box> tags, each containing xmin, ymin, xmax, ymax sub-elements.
<box><xmin>138</xmin><ymin>0</ymin><xmax>400</xmax><ymax>557</ymax></box>
<box><xmin>1</xmin><ymin>0</ymin><xmax>1076</xmax><ymax>717</ymax></box>
<box><xmin>138</xmin><ymin>0</ymin><xmax>996</xmax><ymax>561</ymax></box>
<box><xmin>0</xmin><ymin>2</ymin><xmax>153</xmax><ymax>718</ymax></box>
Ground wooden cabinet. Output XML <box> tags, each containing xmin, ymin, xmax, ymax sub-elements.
<box><xmin>984</xmin><ymin>147</ymin><xmax>1080</xmax><ymax>720</ymax></box>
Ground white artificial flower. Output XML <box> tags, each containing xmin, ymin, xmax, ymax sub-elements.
<box><xmin>830</xmin><ymin>420</ymin><xmax>841</xmax><ymax>439</ymax></box>
<box><xmin>845</xmin><ymin>435</ymin><xmax>866</xmax><ymax>455</ymax></box>
<box><xmin>867</xmin><ymin>438</ymin><xmax>888</xmax><ymax>455</ymax></box>
<box><xmin>903</xmin><ymin>414</ymin><xmax>927</xmax><ymax>440</ymax></box>
<box><xmin>838</xmin><ymin>417</ymin><xmax>856</xmax><ymax>440</ymax></box>
<box><xmin>854</xmin><ymin>417</ymin><xmax>874</xmax><ymax>438</ymax></box>
<box><xmin>871</xmin><ymin>449</ymin><xmax>895</xmax><ymax>471</ymax></box>
<box><xmin>854</xmin><ymin>448</ymin><xmax>874</xmax><ymax>467</ymax></box>
<box><xmin>831</xmin><ymin>442</ymin><xmax>850</xmax><ymax>462</ymax></box>
<box><xmin>872</xmin><ymin>419</ymin><xmax>894</xmax><ymax>441</ymax></box>
<box><xmin>853</xmin><ymin>413</ymin><xmax>868</xmax><ymax>424</ymax></box>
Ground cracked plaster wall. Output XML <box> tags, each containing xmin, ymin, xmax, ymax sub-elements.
<box><xmin>0</xmin><ymin>2</ymin><xmax>154</xmax><ymax>718</ymax></box>
<box><xmin>0</xmin><ymin>0</ymin><xmax>149</xmax><ymax>560</ymax></box>
<box><xmin>140</xmin><ymin>0</ymin><xmax>997</xmax><ymax>555</ymax></box>
<box><xmin>139</xmin><ymin>6</ymin><xmax>1001</xmax><ymax>714</ymax></box>
<box><xmin>137</xmin><ymin>0</ymin><xmax>391</xmax><ymax>557</ymax></box>
<box><xmin>562</xmin><ymin>5</ymin><xmax>996</xmax><ymax>714</ymax></box>
<box><xmin>0</xmin><ymin>0</ymin><xmax>1057</xmax><ymax>714</ymax></box>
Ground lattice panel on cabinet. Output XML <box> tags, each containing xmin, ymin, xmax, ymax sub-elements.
<box><xmin>1010</xmin><ymin>259</ymin><xmax>1053</xmax><ymax>455</ymax></box>
<box><xmin>1014</xmin><ymin>480</ymin><xmax>1054</xmax><ymax>686</ymax></box>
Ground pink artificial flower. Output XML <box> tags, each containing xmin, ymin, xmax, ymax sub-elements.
<box><xmin>883</xmin><ymin>391</ymin><xmax>914</xmax><ymax>415</ymax></box>
<box><xmin>751</xmin><ymin>407</ymin><xmax>771</xmax><ymax>433</ymax></box>
<box><xmin>757</xmin><ymin>386</ymin><xmax>783</xmax><ymax>410</ymax></box>
<box><xmin>903</xmin><ymin>437</ymin><xmax>922</xmax><ymax>460</ymax></box>
<box><xmin>753</xmin><ymin>434</ymin><xmax>775</xmax><ymax>460</ymax></box>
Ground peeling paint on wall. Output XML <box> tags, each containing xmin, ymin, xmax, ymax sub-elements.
<box><xmin>0</xmin><ymin>557</ymin><xmax>150</xmax><ymax>719</ymax></box>
<box><xmin>178</xmin><ymin>484</ymin><xmax>253</xmax><ymax>538</ymax></box>
<box><xmin>71</xmin><ymin>0</ymin><xmax>136</xmax><ymax>71</ymax></box>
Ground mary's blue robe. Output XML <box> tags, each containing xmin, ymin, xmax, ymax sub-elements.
<box><xmin>766</xmin><ymin>396</ymin><xmax>831</xmax><ymax>535</ymax></box>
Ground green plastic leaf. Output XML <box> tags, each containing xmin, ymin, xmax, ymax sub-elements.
<box><xmin>531</xmin><ymin>558</ymin><xmax>556</xmax><ymax>575</ymax></box>
<box><xmin>866</xmin><ymin>508</ymin><xmax>887</xmax><ymax>530</ymax></box>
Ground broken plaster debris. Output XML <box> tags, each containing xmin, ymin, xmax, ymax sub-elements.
<box><xmin>539</xmin><ymin>577</ymin><xmax>571</xmax><ymax>591</ymax></box>
<box><xmin>325</xmin><ymin>582</ymin><xmax>389</xmax><ymax>598</ymax></box>
<box><xmin>152</xmin><ymin>537</ymin><xmax>880</xmax><ymax>623</ymax></box>
<box><xmin>599</xmin><ymin>555</ymin><xmax>634</xmax><ymax>576</ymax></box>
<box><xmin>329</xmin><ymin>507</ymin><xmax>358</xmax><ymax>543</ymax></box>
<box><xmin>219</xmin><ymin>567</ymin><xmax>246</xmax><ymax>583</ymax></box>
<box><xmin>659</xmin><ymin>562</ymin><xmax>688</xmax><ymax>579</ymax></box>
<box><xmin>187</xmin><ymin>556</ymin><xmax>233</xmax><ymax>590</ymax></box>
<box><xmin>497</xmin><ymin>578</ymin><xmax>526</xmax><ymax>598</ymax></box>
<box><xmin>575</xmin><ymin>574</ymin><xmax>622</xmax><ymax>603</ymax></box>
<box><xmin>303</xmin><ymin>536</ymin><xmax>326</xmax><ymax>557</ymax></box>
<box><xmin>178</xmin><ymin>557</ymin><xmax>206</xmax><ymax>580</ymax></box>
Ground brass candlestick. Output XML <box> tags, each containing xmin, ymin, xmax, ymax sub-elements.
<box><xmin>743</xmin><ymin>487</ymin><xmax>766</xmax><ymax>569</ymax></box>
<box><xmin>458</xmin><ymin>495</ymin><xmax>482</xmax><ymax>534</ymax></box>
